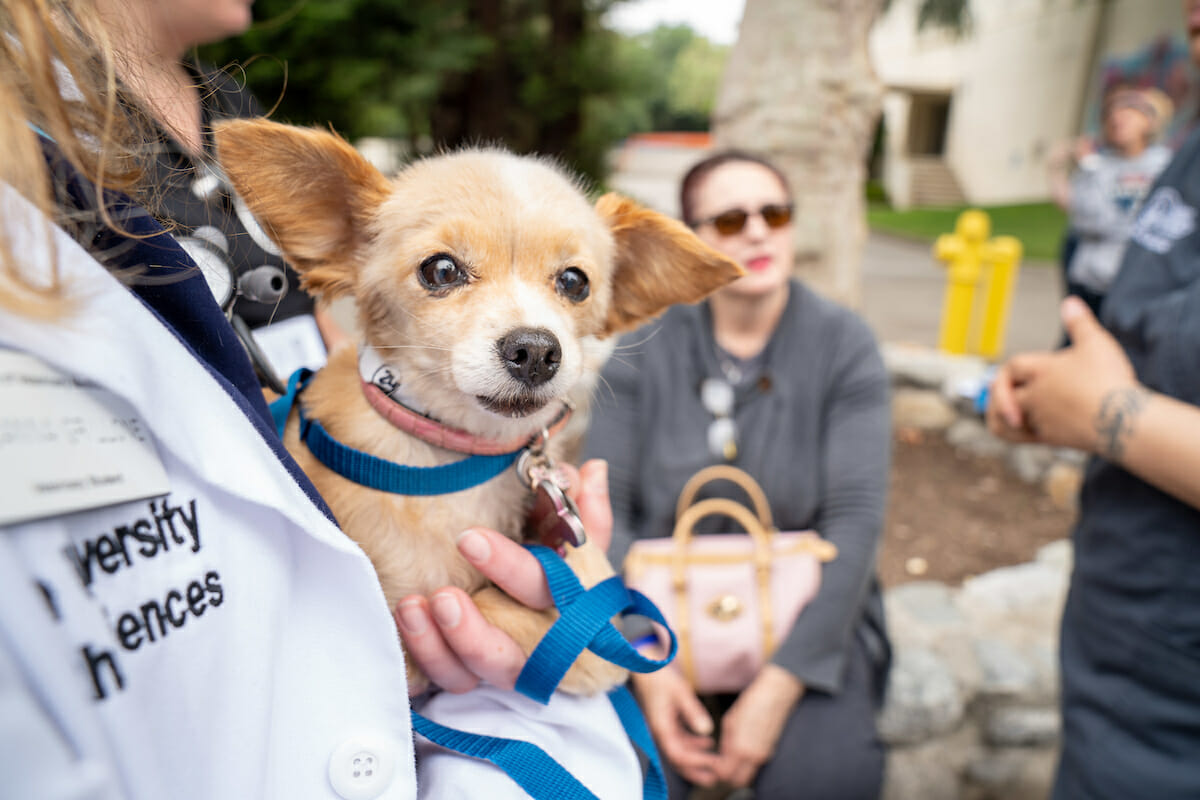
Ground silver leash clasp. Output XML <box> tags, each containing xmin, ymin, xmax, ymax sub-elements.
<box><xmin>518</xmin><ymin>431</ymin><xmax>587</xmax><ymax>549</ymax></box>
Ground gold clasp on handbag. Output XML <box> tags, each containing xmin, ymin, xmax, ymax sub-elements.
<box><xmin>707</xmin><ymin>593</ymin><xmax>744</xmax><ymax>621</ymax></box>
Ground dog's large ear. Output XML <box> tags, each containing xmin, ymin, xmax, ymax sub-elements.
<box><xmin>213</xmin><ymin>118</ymin><xmax>392</xmax><ymax>299</ymax></box>
<box><xmin>596</xmin><ymin>193</ymin><xmax>745</xmax><ymax>335</ymax></box>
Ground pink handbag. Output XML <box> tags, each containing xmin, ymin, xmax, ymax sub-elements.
<box><xmin>624</xmin><ymin>465</ymin><xmax>837</xmax><ymax>694</ymax></box>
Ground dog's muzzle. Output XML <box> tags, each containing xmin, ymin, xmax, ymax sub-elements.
<box><xmin>497</xmin><ymin>327</ymin><xmax>561</xmax><ymax>388</ymax></box>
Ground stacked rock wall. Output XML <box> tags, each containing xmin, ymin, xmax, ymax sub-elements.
<box><xmin>880</xmin><ymin>542</ymin><xmax>1070</xmax><ymax>799</ymax></box>
<box><xmin>884</xmin><ymin>343</ymin><xmax>1085</xmax><ymax>512</ymax></box>
<box><xmin>879</xmin><ymin>344</ymin><xmax>1079</xmax><ymax>799</ymax></box>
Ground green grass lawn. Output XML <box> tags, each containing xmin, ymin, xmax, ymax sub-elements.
<box><xmin>867</xmin><ymin>202</ymin><xmax>1068</xmax><ymax>263</ymax></box>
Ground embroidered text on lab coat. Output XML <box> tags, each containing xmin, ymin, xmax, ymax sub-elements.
<box><xmin>42</xmin><ymin>495</ymin><xmax>228</xmax><ymax>701</ymax></box>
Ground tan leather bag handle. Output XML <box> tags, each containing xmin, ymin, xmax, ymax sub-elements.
<box><xmin>675</xmin><ymin>465</ymin><xmax>774</xmax><ymax>529</ymax></box>
<box><xmin>670</xmin><ymin>497</ymin><xmax>837</xmax><ymax>569</ymax></box>
<box><xmin>672</xmin><ymin>496</ymin><xmax>773</xmax><ymax>551</ymax></box>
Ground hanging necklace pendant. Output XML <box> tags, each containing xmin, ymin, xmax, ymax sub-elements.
<box><xmin>518</xmin><ymin>447</ymin><xmax>587</xmax><ymax>551</ymax></box>
<box><xmin>701</xmin><ymin>378</ymin><xmax>738</xmax><ymax>461</ymax></box>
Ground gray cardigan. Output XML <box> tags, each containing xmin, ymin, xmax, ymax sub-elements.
<box><xmin>583</xmin><ymin>281</ymin><xmax>891</xmax><ymax>695</ymax></box>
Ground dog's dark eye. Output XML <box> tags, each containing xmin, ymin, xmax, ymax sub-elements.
<box><xmin>418</xmin><ymin>254</ymin><xmax>468</xmax><ymax>291</ymax></box>
<box><xmin>556</xmin><ymin>267</ymin><xmax>589</xmax><ymax>302</ymax></box>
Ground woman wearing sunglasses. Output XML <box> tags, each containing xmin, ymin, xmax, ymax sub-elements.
<box><xmin>584</xmin><ymin>151</ymin><xmax>891</xmax><ymax>798</ymax></box>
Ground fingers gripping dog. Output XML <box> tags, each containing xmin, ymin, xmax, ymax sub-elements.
<box><xmin>214</xmin><ymin>118</ymin><xmax>743</xmax><ymax>694</ymax></box>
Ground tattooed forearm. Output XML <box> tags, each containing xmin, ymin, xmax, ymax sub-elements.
<box><xmin>1094</xmin><ymin>386</ymin><xmax>1151</xmax><ymax>460</ymax></box>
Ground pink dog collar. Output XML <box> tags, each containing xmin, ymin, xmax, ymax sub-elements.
<box><xmin>360</xmin><ymin>381</ymin><xmax>571</xmax><ymax>455</ymax></box>
<box><xmin>357</xmin><ymin>345</ymin><xmax>571</xmax><ymax>455</ymax></box>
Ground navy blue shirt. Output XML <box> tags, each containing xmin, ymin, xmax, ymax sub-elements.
<box><xmin>1054</xmin><ymin>125</ymin><xmax>1200</xmax><ymax>799</ymax></box>
<box><xmin>141</xmin><ymin>61</ymin><xmax>315</xmax><ymax>328</ymax></box>
<box><xmin>46</xmin><ymin>140</ymin><xmax>335</xmax><ymax>524</ymax></box>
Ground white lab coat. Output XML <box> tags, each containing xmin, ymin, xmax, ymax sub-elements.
<box><xmin>0</xmin><ymin>186</ymin><xmax>640</xmax><ymax>799</ymax></box>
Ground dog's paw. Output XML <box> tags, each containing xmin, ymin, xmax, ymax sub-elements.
<box><xmin>471</xmin><ymin>561</ymin><xmax>628</xmax><ymax>698</ymax></box>
<box><xmin>554</xmin><ymin>542</ymin><xmax>629</xmax><ymax>693</ymax></box>
<box><xmin>560</xmin><ymin>539</ymin><xmax>617</xmax><ymax>584</ymax></box>
<box><xmin>554</xmin><ymin>649</ymin><xmax>629</xmax><ymax>696</ymax></box>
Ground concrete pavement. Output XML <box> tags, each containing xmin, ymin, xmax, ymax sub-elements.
<box><xmin>860</xmin><ymin>233</ymin><xmax>1062</xmax><ymax>357</ymax></box>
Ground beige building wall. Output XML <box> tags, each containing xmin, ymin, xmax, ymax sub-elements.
<box><xmin>871</xmin><ymin>0</ymin><xmax>1182</xmax><ymax>208</ymax></box>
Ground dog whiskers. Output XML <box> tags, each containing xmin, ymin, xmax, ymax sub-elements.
<box><xmin>371</xmin><ymin>321</ymin><xmax>449</xmax><ymax>351</ymax></box>
<box><xmin>594</xmin><ymin>374</ymin><xmax>618</xmax><ymax>404</ymax></box>
<box><xmin>611</xmin><ymin>325</ymin><xmax>663</xmax><ymax>352</ymax></box>
<box><xmin>604</xmin><ymin>353</ymin><xmax>638</xmax><ymax>370</ymax></box>
<box><xmin>399</xmin><ymin>364</ymin><xmax>458</xmax><ymax>382</ymax></box>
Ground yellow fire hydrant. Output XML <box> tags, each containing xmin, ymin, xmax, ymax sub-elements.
<box><xmin>933</xmin><ymin>210</ymin><xmax>1023</xmax><ymax>360</ymax></box>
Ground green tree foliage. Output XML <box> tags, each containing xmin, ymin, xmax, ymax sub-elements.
<box><xmin>202</xmin><ymin>0</ymin><xmax>655</xmax><ymax>183</ymax></box>
<box><xmin>203</xmin><ymin>2</ymin><xmax>728</xmax><ymax>182</ymax></box>
<box><xmin>666</xmin><ymin>35</ymin><xmax>728</xmax><ymax>127</ymax></box>
<box><xmin>202</xmin><ymin>0</ymin><xmax>490</xmax><ymax>143</ymax></box>
<box><xmin>423</xmin><ymin>0</ymin><xmax>639</xmax><ymax>181</ymax></box>
<box><xmin>615</xmin><ymin>25</ymin><xmax>729</xmax><ymax>133</ymax></box>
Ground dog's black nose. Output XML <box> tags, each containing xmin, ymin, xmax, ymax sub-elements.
<box><xmin>498</xmin><ymin>328</ymin><xmax>561</xmax><ymax>387</ymax></box>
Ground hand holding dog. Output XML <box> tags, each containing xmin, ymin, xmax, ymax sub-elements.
<box><xmin>395</xmin><ymin>459</ymin><xmax>613</xmax><ymax>694</ymax></box>
<box><xmin>986</xmin><ymin>297</ymin><xmax>1138</xmax><ymax>454</ymax></box>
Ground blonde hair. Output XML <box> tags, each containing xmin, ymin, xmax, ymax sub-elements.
<box><xmin>0</xmin><ymin>0</ymin><xmax>151</xmax><ymax>317</ymax></box>
<box><xmin>1140</xmin><ymin>87</ymin><xmax>1175</xmax><ymax>141</ymax></box>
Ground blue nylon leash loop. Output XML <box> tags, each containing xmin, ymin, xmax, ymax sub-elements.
<box><xmin>512</xmin><ymin>545</ymin><xmax>676</xmax><ymax>800</ymax></box>
<box><xmin>270</xmin><ymin>366</ymin><xmax>310</xmax><ymax>439</ymax></box>
<box><xmin>411</xmin><ymin>687</ymin><xmax>667</xmax><ymax>800</ymax></box>
<box><xmin>515</xmin><ymin>547</ymin><xmax>677</xmax><ymax>704</ymax></box>
<box><xmin>271</xmin><ymin>370</ymin><xmax>677</xmax><ymax>797</ymax></box>
<box><xmin>411</xmin><ymin>546</ymin><xmax>676</xmax><ymax>800</ymax></box>
<box><xmin>411</xmin><ymin>710</ymin><xmax>600</xmax><ymax>799</ymax></box>
<box><xmin>269</xmin><ymin>367</ymin><xmax>523</xmax><ymax>495</ymax></box>
<box><xmin>608</xmin><ymin>685</ymin><xmax>667</xmax><ymax>800</ymax></box>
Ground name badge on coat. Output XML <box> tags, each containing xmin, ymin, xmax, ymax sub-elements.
<box><xmin>0</xmin><ymin>349</ymin><xmax>169</xmax><ymax>525</ymax></box>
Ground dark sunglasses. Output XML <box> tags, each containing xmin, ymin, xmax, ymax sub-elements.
<box><xmin>692</xmin><ymin>203</ymin><xmax>794</xmax><ymax>236</ymax></box>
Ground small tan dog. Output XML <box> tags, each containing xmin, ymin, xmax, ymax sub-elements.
<box><xmin>214</xmin><ymin>118</ymin><xmax>741</xmax><ymax>694</ymax></box>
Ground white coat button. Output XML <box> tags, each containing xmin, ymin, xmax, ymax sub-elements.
<box><xmin>329</xmin><ymin>734</ymin><xmax>397</xmax><ymax>800</ymax></box>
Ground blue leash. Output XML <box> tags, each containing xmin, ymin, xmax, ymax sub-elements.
<box><xmin>272</xmin><ymin>368</ymin><xmax>678</xmax><ymax>797</ymax></box>
<box><xmin>414</xmin><ymin>545</ymin><xmax>677</xmax><ymax>800</ymax></box>
<box><xmin>270</xmin><ymin>368</ymin><xmax>522</xmax><ymax>495</ymax></box>
<box><xmin>513</xmin><ymin>548</ymin><xmax>676</xmax><ymax>704</ymax></box>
